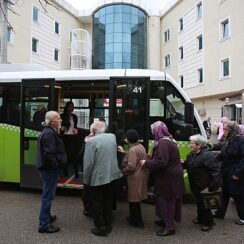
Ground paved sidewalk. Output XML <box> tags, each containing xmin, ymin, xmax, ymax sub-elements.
<box><xmin>0</xmin><ymin>187</ymin><xmax>243</xmax><ymax>244</ymax></box>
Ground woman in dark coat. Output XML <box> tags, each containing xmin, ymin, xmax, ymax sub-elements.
<box><xmin>140</xmin><ymin>121</ymin><xmax>184</xmax><ymax>236</ymax></box>
<box><xmin>183</xmin><ymin>134</ymin><xmax>221</xmax><ymax>231</ymax></box>
<box><xmin>214</xmin><ymin>121</ymin><xmax>244</xmax><ymax>225</ymax></box>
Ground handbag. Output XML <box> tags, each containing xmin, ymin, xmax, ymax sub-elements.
<box><xmin>200</xmin><ymin>187</ymin><xmax>223</xmax><ymax>209</ymax></box>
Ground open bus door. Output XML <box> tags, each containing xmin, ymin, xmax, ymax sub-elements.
<box><xmin>20</xmin><ymin>79</ymin><xmax>56</xmax><ymax>188</ymax></box>
<box><xmin>109</xmin><ymin>77</ymin><xmax>150</xmax><ymax>151</ymax></box>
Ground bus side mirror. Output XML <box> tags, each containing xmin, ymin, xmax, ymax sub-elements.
<box><xmin>185</xmin><ymin>102</ymin><xmax>194</xmax><ymax>124</ymax></box>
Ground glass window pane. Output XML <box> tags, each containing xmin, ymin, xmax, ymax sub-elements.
<box><xmin>106</xmin><ymin>14</ymin><xmax>113</xmax><ymax>24</ymax></box>
<box><xmin>123</xmin><ymin>42</ymin><xmax>130</xmax><ymax>52</ymax></box>
<box><xmin>114</xmin><ymin>23</ymin><xmax>122</xmax><ymax>32</ymax></box>
<box><xmin>131</xmin><ymin>15</ymin><xmax>138</xmax><ymax>25</ymax></box>
<box><xmin>105</xmin><ymin>33</ymin><xmax>113</xmax><ymax>43</ymax></box>
<box><xmin>106</xmin><ymin>5</ymin><xmax>114</xmax><ymax>14</ymax></box>
<box><xmin>106</xmin><ymin>23</ymin><xmax>114</xmax><ymax>33</ymax></box>
<box><xmin>114</xmin><ymin>53</ymin><xmax>123</xmax><ymax>62</ymax></box>
<box><xmin>131</xmin><ymin>8</ymin><xmax>139</xmax><ymax>16</ymax></box>
<box><xmin>123</xmin><ymin>5</ymin><xmax>131</xmax><ymax>14</ymax></box>
<box><xmin>123</xmin><ymin>33</ymin><xmax>131</xmax><ymax>42</ymax></box>
<box><xmin>114</xmin><ymin>63</ymin><xmax>123</xmax><ymax>68</ymax></box>
<box><xmin>114</xmin><ymin>43</ymin><xmax>122</xmax><ymax>52</ymax></box>
<box><xmin>114</xmin><ymin>33</ymin><xmax>122</xmax><ymax>42</ymax></box>
<box><xmin>106</xmin><ymin>43</ymin><xmax>114</xmax><ymax>53</ymax></box>
<box><xmin>122</xmin><ymin>52</ymin><xmax>130</xmax><ymax>63</ymax></box>
<box><xmin>105</xmin><ymin>53</ymin><xmax>114</xmax><ymax>63</ymax></box>
<box><xmin>114</xmin><ymin>13</ymin><xmax>122</xmax><ymax>22</ymax></box>
<box><xmin>123</xmin><ymin>23</ymin><xmax>131</xmax><ymax>33</ymax></box>
<box><xmin>114</xmin><ymin>5</ymin><xmax>123</xmax><ymax>13</ymax></box>
<box><xmin>123</xmin><ymin>13</ymin><xmax>131</xmax><ymax>23</ymax></box>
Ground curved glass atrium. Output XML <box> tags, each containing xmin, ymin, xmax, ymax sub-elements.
<box><xmin>92</xmin><ymin>4</ymin><xmax>147</xmax><ymax>69</ymax></box>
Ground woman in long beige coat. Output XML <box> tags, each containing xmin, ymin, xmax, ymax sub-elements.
<box><xmin>118</xmin><ymin>129</ymin><xmax>149</xmax><ymax>228</ymax></box>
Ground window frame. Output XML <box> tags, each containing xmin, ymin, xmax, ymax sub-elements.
<box><xmin>54</xmin><ymin>48</ymin><xmax>59</xmax><ymax>62</ymax></box>
<box><xmin>220</xmin><ymin>58</ymin><xmax>230</xmax><ymax>79</ymax></box>
<box><xmin>32</xmin><ymin>38</ymin><xmax>39</xmax><ymax>53</ymax></box>
<box><xmin>220</xmin><ymin>18</ymin><xmax>230</xmax><ymax>40</ymax></box>
<box><xmin>179</xmin><ymin>18</ymin><xmax>183</xmax><ymax>32</ymax></box>
<box><xmin>54</xmin><ymin>21</ymin><xmax>60</xmax><ymax>34</ymax></box>
<box><xmin>196</xmin><ymin>2</ymin><xmax>202</xmax><ymax>19</ymax></box>
<box><xmin>179</xmin><ymin>46</ymin><xmax>183</xmax><ymax>60</ymax></box>
<box><xmin>164</xmin><ymin>29</ymin><xmax>170</xmax><ymax>43</ymax></box>
<box><xmin>197</xmin><ymin>68</ymin><xmax>203</xmax><ymax>83</ymax></box>
<box><xmin>164</xmin><ymin>54</ymin><xmax>171</xmax><ymax>68</ymax></box>
<box><xmin>197</xmin><ymin>34</ymin><xmax>203</xmax><ymax>50</ymax></box>
<box><xmin>32</xmin><ymin>6</ymin><xmax>39</xmax><ymax>22</ymax></box>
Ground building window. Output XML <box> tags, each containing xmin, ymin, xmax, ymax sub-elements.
<box><xmin>164</xmin><ymin>29</ymin><xmax>170</xmax><ymax>42</ymax></box>
<box><xmin>180</xmin><ymin>75</ymin><xmax>184</xmax><ymax>88</ymax></box>
<box><xmin>179</xmin><ymin>18</ymin><xmax>183</xmax><ymax>31</ymax></box>
<box><xmin>196</xmin><ymin>2</ymin><xmax>202</xmax><ymax>19</ymax></box>
<box><xmin>32</xmin><ymin>38</ymin><xmax>38</xmax><ymax>53</ymax></box>
<box><xmin>198</xmin><ymin>68</ymin><xmax>203</xmax><ymax>83</ymax></box>
<box><xmin>164</xmin><ymin>54</ymin><xmax>170</xmax><ymax>68</ymax></box>
<box><xmin>33</xmin><ymin>6</ymin><xmax>39</xmax><ymax>22</ymax></box>
<box><xmin>54</xmin><ymin>49</ymin><xmax>59</xmax><ymax>61</ymax></box>
<box><xmin>55</xmin><ymin>21</ymin><xmax>60</xmax><ymax>34</ymax></box>
<box><xmin>179</xmin><ymin>46</ymin><xmax>183</xmax><ymax>59</ymax></box>
<box><xmin>7</xmin><ymin>27</ymin><xmax>14</xmax><ymax>44</ymax></box>
<box><xmin>221</xmin><ymin>58</ymin><xmax>230</xmax><ymax>78</ymax></box>
<box><xmin>197</xmin><ymin>35</ymin><xmax>202</xmax><ymax>50</ymax></box>
<box><xmin>221</xmin><ymin>19</ymin><xmax>229</xmax><ymax>39</ymax></box>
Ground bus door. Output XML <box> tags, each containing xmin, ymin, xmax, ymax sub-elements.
<box><xmin>20</xmin><ymin>79</ymin><xmax>56</xmax><ymax>188</ymax></box>
<box><xmin>109</xmin><ymin>77</ymin><xmax>150</xmax><ymax>151</ymax></box>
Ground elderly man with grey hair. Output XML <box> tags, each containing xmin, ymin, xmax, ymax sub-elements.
<box><xmin>182</xmin><ymin>134</ymin><xmax>221</xmax><ymax>231</ymax></box>
<box><xmin>36</xmin><ymin>111</ymin><xmax>67</xmax><ymax>234</ymax></box>
<box><xmin>83</xmin><ymin>121</ymin><xmax>122</xmax><ymax>236</ymax></box>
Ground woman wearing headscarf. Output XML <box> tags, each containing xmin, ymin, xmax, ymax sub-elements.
<box><xmin>140</xmin><ymin>121</ymin><xmax>184</xmax><ymax>236</ymax></box>
<box><xmin>183</xmin><ymin>134</ymin><xmax>221</xmax><ymax>231</ymax></box>
<box><xmin>214</xmin><ymin>116</ymin><xmax>229</xmax><ymax>141</ymax></box>
<box><xmin>118</xmin><ymin>129</ymin><xmax>149</xmax><ymax>228</ymax></box>
<box><xmin>214</xmin><ymin>121</ymin><xmax>244</xmax><ymax>225</ymax></box>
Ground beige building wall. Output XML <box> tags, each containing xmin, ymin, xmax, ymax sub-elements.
<box><xmin>7</xmin><ymin>0</ymin><xmax>86</xmax><ymax>70</ymax></box>
<box><xmin>147</xmin><ymin>16</ymin><xmax>161</xmax><ymax>70</ymax></box>
<box><xmin>161</xmin><ymin>0</ymin><xmax>244</xmax><ymax>123</ymax></box>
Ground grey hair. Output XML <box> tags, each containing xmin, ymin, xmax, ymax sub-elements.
<box><xmin>189</xmin><ymin>134</ymin><xmax>207</xmax><ymax>147</ymax></box>
<box><xmin>92</xmin><ymin>121</ymin><xmax>106</xmax><ymax>134</ymax></box>
<box><xmin>44</xmin><ymin>111</ymin><xmax>59</xmax><ymax>126</ymax></box>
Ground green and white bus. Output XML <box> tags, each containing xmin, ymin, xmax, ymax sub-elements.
<box><xmin>0</xmin><ymin>67</ymin><xmax>206</xmax><ymax>192</ymax></box>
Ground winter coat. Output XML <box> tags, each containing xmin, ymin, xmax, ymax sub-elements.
<box><xmin>144</xmin><ymin>138</ymin><xmax>184</xmax><ymax>199</ymax></box>
<box><xmin>184</xmin><ymin>147</ymin><xmax>221</xmax><ymax>194</ymax></box>
<box><xmin>218</xmin><ymin>136</ymin><xmax>244</xmax><ymax>195</ymax></box>
<box><xmin>121</xmin><ymin>143</ymin><xmax>149</xmax><ymax>202</ymax></box>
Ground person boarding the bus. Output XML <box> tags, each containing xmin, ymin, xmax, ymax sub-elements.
<box><xmin>60</xmin><ymin>101</ymin><xmax>79</xmax><ymax>178</ymax></box>
<box><xmin>36</xmin><ymin>111</ymin><xmax>67</xmax><ymax>233</ymax></box>
<box><xmin>83</xmin><ymin>121</ymin><xmax>122</xmax><ymax>236</ymax></box>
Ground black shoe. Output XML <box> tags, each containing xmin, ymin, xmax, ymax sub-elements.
<box><xmin>154</xmin><ymin>220</ymin><xmax>165</xmax><ymax>227</ymax></box>
<box><xmin>49</xmin><ymin>215</ymin><xmax>57</xmax><ymax>223</ymax></box>
<box><xmin>91</xmin><ymin>227</ymin><xmax>108</xmax><ymax>236</ymax></box>
<box><xmin>235</xmin><ymin>219</ymin><xmax>244</xmax><ymax>225</ymax></box>
<box><xmin>156</xmin><ymin>229</ymin><xmax>175</xmax><ymax>236</ymax></box>
<box><xmin>38</xmin><ymin>225</ymin><xmax>60</xmax><ymax>233</ymax></box>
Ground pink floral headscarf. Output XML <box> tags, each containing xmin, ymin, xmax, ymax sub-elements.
<box><xmin>151</xmin><ymin>121</ymin><xmax>175</xmax><ymax>148</ymax></box>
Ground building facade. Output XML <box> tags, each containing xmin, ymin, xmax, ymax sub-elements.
<box><xmin>1</xmin><ymin>0</ymin><xmax>244</xmax><ymax>123</ymax></box>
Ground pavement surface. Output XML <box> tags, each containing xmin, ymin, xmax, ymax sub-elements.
<box><xmin>0</xmin><ymin>185</ymin><xmax>243</xmax><ymax>244</ymax></box>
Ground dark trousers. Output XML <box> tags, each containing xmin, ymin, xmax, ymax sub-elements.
<box><xmin>195</xmin><ymin>194</ymin><xmax>214</xmax><ymax>226</ymax></box>
<box><xmin>129</xmin><ymin>202</ymin><xmax>143</xmax><ymax>225</ymax></box>
<box><xmin>63</xmin><ymin>135</ymin><xmax>78</xmax><ymax>177</ymax></box>
<box><xmin>39</xmin><ymin>170</ymin><xmax>59</xmax><ymax>230</ymax></box>
<box><xmin>82</xmin><ymin>184</ymin><xmax>92</xmax><ymax>215</ymax></box>
<box><xmin>216</xmin><ymin>188</ymin><xmax>244</xmax><ymax>220</ymax></box>
<box><xmin>90</xmin><ymin>181</ymin><xmax>116</xmax><ymax>229</ymax></box>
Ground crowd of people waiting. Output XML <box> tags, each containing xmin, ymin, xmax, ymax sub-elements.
<box><xmin>35</xmin><ymin>111</ymin><xmax>244</xmax><ymax>237</ymax></box>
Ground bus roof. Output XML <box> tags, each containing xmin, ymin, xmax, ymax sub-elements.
<box><xmin>0</xmin><ymin>69</ymin><xmax>168</xmax><ymax>82</ymax></box>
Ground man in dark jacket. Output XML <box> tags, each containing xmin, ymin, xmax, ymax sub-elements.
<box><xmin>36</xmin><ymin>111</ymin><xmax>67</xmax><ymax>233</ymax></box>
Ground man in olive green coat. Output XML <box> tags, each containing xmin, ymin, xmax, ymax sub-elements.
<box><xmin>83</xmin><ymin>121</ymin><xmax>122</xmax><ymax>236</ymax></box>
